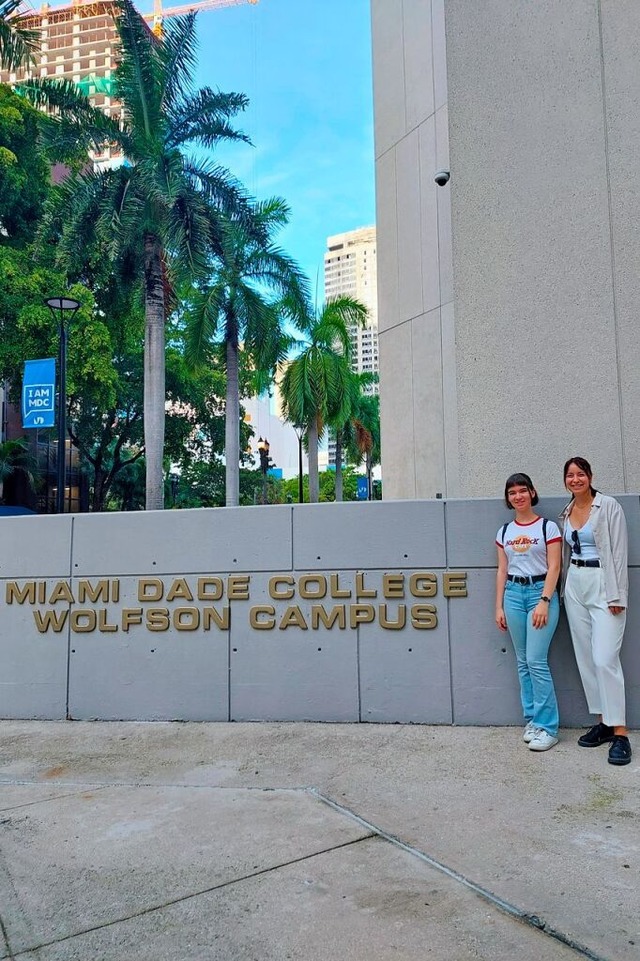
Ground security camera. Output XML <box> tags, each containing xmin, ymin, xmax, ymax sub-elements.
<box><xmin>434</xmin><ymin>169</ymin><xmax>450</xmax><ymax>186</ymax></box>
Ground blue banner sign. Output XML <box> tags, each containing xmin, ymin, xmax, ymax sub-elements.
<box><xmin>356</xmin><ymin>476</ymin><xmax>369</xmax><ymax>500</ymax></box>
<box><xmin>22</xmin><ymin>358</ymin><xmax>56</xmax><ymax>428</ymax></box>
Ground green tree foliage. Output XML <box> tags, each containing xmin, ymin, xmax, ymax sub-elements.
<box><xmin>0</xmin><ymin>85</ymin><xmax>50</xmax><ymax>246</ymax></box>
<box><xmin>35</xmin><ymin>0</ymin><xmax>254</xmax><ymax>510</ymax></box>
<box><xmin>0</xmin><ymin>247</ymin><xmax>230</xmax><ymax>510</ymax></box>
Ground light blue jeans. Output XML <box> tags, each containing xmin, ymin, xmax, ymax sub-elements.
<box><xmin>503</xmin><ymin>580</ymin><xmax>560</xmax><ymax>736</ymax></box>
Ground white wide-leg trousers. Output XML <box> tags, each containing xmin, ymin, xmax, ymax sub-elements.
<box><xmin>564</xmin><ymin>565</ymin><xmax>627</xmax><ymax>727</ymax></box>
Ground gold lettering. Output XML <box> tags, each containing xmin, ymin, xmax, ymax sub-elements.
<box><xmin>77</xmin><ymin>580</ymin><xmax>110</xmax><ymax>604</ymax></box>
<box><xmin>299</xmin><ymin>574</ymin><xmax>327</xmax><ymax>600</ymax></box>
<box><xmin>6</xmin><ymin>581</ymin><xmax>36</xmax><ymax>605</ymax></box>
<box><xmin>166</xmin><ymin>578</ymin><xmax>194</xmax><ymax>602</ymax></box>
<box><xmin>98</xmin><ymin>609</ymin><xmax>118</xmax><ymax>632</ymax></box>
<box><xmin>410</xmin><ymin>573</ymin><xmax>437</xmax><ymax>597</ymax></box>
<box><xmin>147</xmin><ymin>608</ymin><xmax>170</xmax><ymax>632</ymax></box>
<box><xmin>122</xmin><ymin>608</ymin><xmax>143</xmax><ymax>631</ymax></box>
<box><xmin>33</xmin><ymin>609</ymin><xmax>68</xmax><ymax>633</ymax></box>
<box><xmin>444</xmin><ymin>572</ymin><xmax>467</xmax><ymax>597</ymax></box>
<box><xmin>173</xmin><ymin>607</ymin><xmax>200</xmax><ymax>631</ymax></box>
<box><xmin>411</xmin><ymin>604</ymin><xmax>438</xmax><ymax>629</ymax></box>
<box><xmin>269</xmin><ymin>575</ymin><xmax>295</xmax><ymax>600</ymax></box>
<box><xmin>329</xmin><ymin>573</ymin><xmax>351</xmax><ymax>598</ymax></box>
<box><xmin>112</xmin><ymin>579</ymin><xmax>120</xmax><ymax>602</ymax></box>
<box><xmin>249</xmin><ymin>605</ymin><xmax>275</xmax><ymax>629</ymax></box>
<box><xmin>379</xmin><ymin>604</ymin><xmax>406</xmax><ymax>630</ymax></box>
<box><xmin>279</xmin><ymin>605</ymin><xmax>308</xmax><ymax>630</ymax></box>
<box><xmin>197</xmin><ymin>577</ymin><xmax>223</xmax><ymax>601</ymax></box>
<box><xmin>350</xmin><ymin>604</ymin><xmax>376</xmax><ymax>627</ymax></box>
<box><xmin>355</xmin><ymin>572</ymin><xmax>377</xmax><ymax>598</ymax></box>
<box><xmin>38</xmin><ymin>581</ymin><xmax>46</xmax><ymax>604</ymax></box>
<box><xmin>202</xmin><ymin>606</ymin><xmax>230</xmax><ymax>630</ymax></box>
<box><xmin>71</xmin><ymin>609</ymin><xmax>97</xmax><ymax>632</ymax></box>
<box><xmin>48</xmin><ymin>581</ymin><xmax>74</xmax><ymax>604</ymax></box>
<box><xmin>228</xmin><ymin>575</ymin><xmax>250</xmax><ymax>600</ymax></box>
<box><xmin>383</xmin><ymin>574</ymin><xmax>405</xmax><ymax>598</ymax></box>
<box><xmin>310</xmin><ymin>605</ymin><xmax>347</xmax><ymax>629</ymax></box>
<box><xmin>138</xmin><ymin>578</ymin><xmax>164</xmax><ymax>602</ymax></box>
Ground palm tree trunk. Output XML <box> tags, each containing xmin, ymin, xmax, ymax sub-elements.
<box><xmin>335</xmin><ymin>430</ymin><xmax>343</xmax><ymax>502</ymax></box>
<box><xmin>143</xmin><ymin>233</ymin><xmax>166</xmax><ymax>511</ymax></box>
<box><xmin>366</xmin><ymin>452</ymin><xmax>372</xmax><ymax>501</ymax></box>
<box><xmin>308</xmin><ymin>417</ymin><xmax>319</xmax><ymax>503</ymax></box>
<box><xmin>225</xmin><ymin>334</ymin><xmax>240</xmax><ymax>507</ymax></box>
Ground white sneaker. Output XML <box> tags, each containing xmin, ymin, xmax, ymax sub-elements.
<box><xmin>523</xmin><ymin>721</ymin><xmax>539</xmax><ymax>743</ymax></box>
<box><xmin>529</xmin><ymin>730</ymin><xmax>559</xmax><ymax>752</ymax></box>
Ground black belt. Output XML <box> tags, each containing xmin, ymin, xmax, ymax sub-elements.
<box><xmin>571</xmin><ymin>558</ymin><xmax>601</xmax><ymax>568</ymax></box>
<box><xmin>507</xmin><ymin>573</ymin><xmax>546</xmax><ymax>585</ymax></box>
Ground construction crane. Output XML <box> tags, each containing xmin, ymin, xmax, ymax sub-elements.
<box><xmin>15</xmin><ymin>0</ymin><xmax>258</xmax><ymax>31</ymax></box>
<box><xmin>148</xmin><ymin>0</ymin><xmax>258</xmax><ymax>36</ymax></box>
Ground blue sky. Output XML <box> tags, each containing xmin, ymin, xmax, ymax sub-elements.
<box><xmin>193</xmin><ymin>0</ymin><xmax>376</xmax><ymax>299</ymax></box>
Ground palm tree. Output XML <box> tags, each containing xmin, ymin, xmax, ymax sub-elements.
<box><xmin>0</xmin><ymin>0</ymin><xmax>38</xmax><ymax>71</ymax></box>
<box><xmin>331</xmin><ymin>370</ymin><xmax>377</xmax><ymax>502</ymax></box>
<box><xmin>184</xmin><ymin>199</ymin><xmax>308</xmax><ymax>507</ymax></box>
<box><xmin>280</xmin><ymin>296</ymin><xmax>367</xmax><ymax>503</ymax></box>
<box><xmin>35</xmin><ymin>0</ymin><xmax>253</xmax><ymax>509</ymax></box>
<box><xmin>344</xmin><ymin>391</ymin><xmax>381</xmax><ymax>500</ymax></box>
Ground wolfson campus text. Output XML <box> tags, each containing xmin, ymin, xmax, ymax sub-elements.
<box><xmin>3</xmin><ymin>571</ymin><xmax>468</xmax><ymax>634</ymax></box>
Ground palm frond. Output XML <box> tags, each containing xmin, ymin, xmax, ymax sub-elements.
<box><xmin>0</xmin><ymin>0</ymin><xmax>37</xmax><ymax>71</ymax></box>
<box><xmin>168</xmin><ymin>88</ymin><xmax>250</xmax><ymax>149</ymax></box>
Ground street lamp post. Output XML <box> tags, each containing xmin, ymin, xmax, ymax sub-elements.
<box><xmin>257</xmin><ymin>436</ymin><xmax>270</xmax><ymax>504</ymax></box>
<box><xmin>292</xmin><ymin>424</ymin><xmax>304</xmax><ymax>504</ymax></box>
<box><xmin>45</xmin><ymin>297</ymin><xmax>80</xmax><ymax>514</ymax></box>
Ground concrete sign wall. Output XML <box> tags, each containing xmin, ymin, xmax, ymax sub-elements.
<box><xmin>1</xmin><ymin>497</ymin><xmax>639</xmax><ymax>726</ymax></box>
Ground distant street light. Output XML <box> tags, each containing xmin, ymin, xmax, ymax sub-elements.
<box><xmin>257</xmin><ymin>436</ymin><xmax>270</xmax><ymax>505</ymax></box>
<box><xmin>45</xmin><ymin>297</ymin><xmax>80</xmax><ymax>514</ymax></box>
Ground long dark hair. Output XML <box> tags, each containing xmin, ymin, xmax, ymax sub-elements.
<box><xmin>563</xmin><ymin>456</ymin><xmax>597</xmax><ymax>497</ymax></box>
<box><xmin>504</xmin><ymin>472</ymin><xmax>539</xmax><ymax>509</ymax></box>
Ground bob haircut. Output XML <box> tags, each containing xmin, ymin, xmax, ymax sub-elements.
<box><xmin>504</xmin><ymin>472</ymin><xmax>538</xmax><ymax>509</ymax></box>
<box><xmin>563</xmin><ymin>456</ymin><xmax>597</xmax><ymax>496</ymax></box>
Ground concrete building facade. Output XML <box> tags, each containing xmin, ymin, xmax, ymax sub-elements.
<box><xmin>371</xmin><ymin>0</ymin><xmax>640</xmax><ymax>499</ymax></box>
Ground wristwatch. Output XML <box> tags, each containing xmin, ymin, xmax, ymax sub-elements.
<box><xmin>540</xmin><ymin>595</ymin><xmax>551</xmax><ymax>603</ymax></box>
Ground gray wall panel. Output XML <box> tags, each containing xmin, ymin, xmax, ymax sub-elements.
<box><xmin>359</xmin><ymin>572</ymin><xmax>452</xmax><ymax>723</ymax></box>
<box><xmin>449</xmin><ymin>570</ymin><xmax>522</xmax><ymax>725</ymax></box>
<box><xmin>0</xmin><ymin>516</ymin><xmax>72</xmax><ymax>579</ymax></box>
<box><xmin>71</xmin><ymin>506</ymin><xmax>292</xmax><ymax>576</ymax></box>
<box><xmin>0</xmin><ymin>584</ymin><xmax>68</xmax><ymax>719</ymax></box>
<box><xmin>229</xmin><ymin>572</ymin><xmax>359</xmax><ymax>722</ymax></box>
<box><xmin>293</xmin><ymin>501</ymin><xmax>445</xmax><ymax>570</ymax></box>
<box><xmin>66</xmin><ymin>575</ymin><xmax>229</xmax><ymax>720</ymax></box>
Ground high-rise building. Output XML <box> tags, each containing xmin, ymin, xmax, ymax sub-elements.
<box><xmin>324</xmin><ymin>226</ymin><xmax>378</xmax><ymax>468</ymax></box>
<box><xmin>324</xmin><ymin>226</ymin><xmax>378</xmax><ymax>386</ymax></box>
<box><xmin>372</xmin><ymin>0</ymin><xmax>640</xmax><ymax>499</ymax></box>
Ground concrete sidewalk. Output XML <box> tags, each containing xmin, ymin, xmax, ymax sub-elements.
<box><xmin>0</xmin><ymin>722</ymin><xmax>638</xmax><ymax>961</ymax></box>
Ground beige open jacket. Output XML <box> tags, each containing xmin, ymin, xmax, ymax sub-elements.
<box><xmin>558</xmin><ymin>492</ymin><xmax>629</xmax><ymax>608</ymax></box>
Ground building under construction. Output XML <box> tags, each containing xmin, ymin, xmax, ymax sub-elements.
<box><xmin>0</xmin><ymin>0</ymin><xmax>124</xmax><ymax>167</ymax></box>
<box><xmin>0</xmin><ymin>0</ymin><xmax>258</xmax><ymax>169</ymax></box>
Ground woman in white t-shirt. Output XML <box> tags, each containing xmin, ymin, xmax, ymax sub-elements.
<box><xmin>495</xmin><ymin>473</ymin><xmax>562</xmax><ymax>751</ymax></box>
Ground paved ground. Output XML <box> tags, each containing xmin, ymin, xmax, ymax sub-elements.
<box><xmin>0</xmin><ymin>721</ymin><xmax>638</xmax><ymax>961</ymax></box>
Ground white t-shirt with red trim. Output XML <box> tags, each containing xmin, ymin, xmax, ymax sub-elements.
<box><xmin>496</xmin><ymin>517</ymin><xmax>562</xmax><ymax>577</ymax></box>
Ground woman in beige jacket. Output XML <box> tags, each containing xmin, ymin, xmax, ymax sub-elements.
<box><xmin>559</xmin><ymin>456</ymin><xmax>631</xmax><ymax>766</ymax></box>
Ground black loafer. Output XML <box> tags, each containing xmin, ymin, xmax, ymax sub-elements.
<box><xmin>578</xmin><ymin>722</ymin><xmax>615</xmax><ymax>747</ymax></box>
<box><xmin>608</xmin><ymin>736</ymin><xmax>632</xmax><ymax>766</ymax></box>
